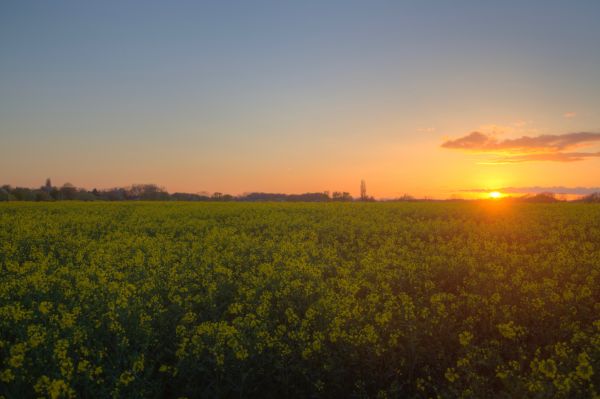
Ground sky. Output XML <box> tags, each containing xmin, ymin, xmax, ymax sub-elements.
<box><xmin>1</xmin><ymin>0</ymin><xmax>599</xmax><ymax>199</ymax></box>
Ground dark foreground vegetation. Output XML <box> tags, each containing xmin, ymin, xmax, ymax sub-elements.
<box><xmin>0</xmin><ymin>202</ymin><xmax>599</xmax><ymax>398</ymax></box>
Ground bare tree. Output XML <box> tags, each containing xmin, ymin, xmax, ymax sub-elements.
<box><xmin>360</xmin><ymin>180</ymin><xmax>367</xmax><ymax>201</ymax></box>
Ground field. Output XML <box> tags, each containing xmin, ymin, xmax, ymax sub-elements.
<box><xmin>1</xmin><ymin>202</ymin><xmax>599</xmax><ymax>398</ymax></box>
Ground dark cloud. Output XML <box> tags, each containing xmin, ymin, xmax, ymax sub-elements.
<box><xmin>441</xmin><ymin>131</ymin><xmax>600</xmax><ymax>162</ymax></box>
<box><xmin>462</xmin><ymin>186</ymin><xmax>600</xmax><ymax>195</ymax></box>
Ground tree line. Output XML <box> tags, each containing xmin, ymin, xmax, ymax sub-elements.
<box><xmin>0</xmin><ymin>179</ymin><xmax>373</xmax><ymax>202</ymax></box>
<box><xmin>1</xmin><ymin>179</ymin><xmax>599</xmax><ymax>202</ymax></box>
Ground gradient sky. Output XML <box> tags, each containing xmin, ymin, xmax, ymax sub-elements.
<box><xmin>1</xmin><ymin>0</ymin><xmax>599</xmax><ymax>198</ymax></box>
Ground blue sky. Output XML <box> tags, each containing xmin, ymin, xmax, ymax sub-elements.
<box><xmin>1</xmin><ymin>1</ymin><xmax>599</xmax><ymax>197</ymax></box>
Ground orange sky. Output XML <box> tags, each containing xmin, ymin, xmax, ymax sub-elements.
<box><xmin>1</xmin><ymin>2</ymin><xmax>599</xmax><ymax>199</ymax></box>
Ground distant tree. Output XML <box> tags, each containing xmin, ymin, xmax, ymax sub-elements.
<box><xmin>288</xmin><ymin>192</ymin><xmax>330</xmax><ymax>202</ymax></box>
<box><xmin>0</xmin><ymin>187</ymin><xmax>8</xmax><ymax>201</ymax></box>
<box><xmin>212</xmin><ymin>192</ymin><xmax>223</xmax><ymax>200</ymax></box>
<box><xmin>360</xmin><ymin>180</ymin><xmax>367</xmax><ymax>201</ymax></box>
<box><xmin>103</xmin><ymin>188</ymin><xmax>127</xmax><ymax>201</ymax></box>
<box><xmin>171</xmin><ymin>192</ymin><xmax>210</xmax><ymax>201</ymax></box>
<box><xmin>241</xmin><ymin>192</ymin><xmax>285</xmax><ymax>201</ymax></box>
<box><xmin>520</xmin><ymin>192</ymin><xmax>559</xmax><ymax>203</ymax></box>
<box><xmin>50</xmin><ymin>187</ymin><xmax>62</xmax><ymax>200</ymax></box>
<box><xmin>35</xmin><ymin>191</ymin><xmax>52</xmax><ymax>201</ymax></box>
<box><xmin>43</xmin><ymin>178</ymin><xmax>52</xmax><ymax>193</ymax></box>
<box><xmin>126</xmin><ymin>184</ymin><xmax>169</xmax><ymax>200</ymax></box>
<box><xmin>397</xmin><ymin>194</ymin><xmax>415</xmax><ymax>201</ymax></box>
<box><xmin>240</xmin><ymin>192</ymin><xmax>330</xmax><ymax>202</ymax></box>
<box><xmin>60</xmin><ymin>183</ymin><xmax>78</xmax><ymax>200</ymax></box>
<box><xmin>332</xmin><ymin>191</ymin><xmax>353</xmax><ymax>202</ymax></box>
<box><xmin>76</xmin><ymin>191</ymin><xmax>97</xmax><ymax>201</ymax></box>
<box><xmin>579</xmin><ymin>192</ymin><xmax>600</xmax><ymax>203</ymax></box>
<box><xmin>12</xmin><ymin>187</ymin><xmax>36</xmax><ymax>201</ymax></box>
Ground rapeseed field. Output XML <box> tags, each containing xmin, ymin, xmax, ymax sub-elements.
<box><xmin>0</xmin><ymin>202</ymin><xmax>598</xmax><ymax>398</ymax></box>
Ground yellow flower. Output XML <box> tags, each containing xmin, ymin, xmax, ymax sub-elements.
<box><xmin>576</xmin><ymin>352</ymin><xmax>593</xmax><ymax>380</ymax></box>
<box><xmin>0</xmin><ymin>369</ymin><xmax>15</xmax><ymax>383</ymax></box>
<box><xmin>554</xmin><ymin>342</ymin><xmax>569</xmax><ymax>358</ymax></box>
<box><xmin>38</xmin><ymin>301</ymin><xmax>53</xmax><ymax>315</ymax></box>
<box><xmin>77</xmin><ymin>359</ymin><xmax>90</xmax><ymax>374</ymax></box>
<box><xmin>27</xmin><ymin>325</ymin><xmax>46</xmax><ymax>348</ymax></box>
<box><xmin>496</xmin><ymin>370</ymin><xmax>508</xmax><ymax>379</ymax></box>
<box><xmin>497</xmin><ymin>321</ymin><xmax>523</xmax><ymax>340</ymax></box>
<box><xmin>34</xmin><ymin>375</ymin><xmax>51</xmax><ymax>394</ymax></box>
<box><xmin>445</xmin><ymin>368</ymin><xmax>459</xmax><ymax>382</ymax></box>
<box><xmin>119</xmin><ymin>371</ymin><xmax>135</xmax><ymax>386</ymax></box>
<box><xmin>458</xmin><ymin>331</ymin><xmax>473</xmax><ymax>346</ymax></box>
<box><xmin>8</xmin><ymin>343</ymin><xmax>26</xmax><ymax>369</ymax></box>
<box><xmin>133</xmin><ymin>355</ymin><xmax>145</xmax><ymax>373</ymax></box>
<box><xmin>538</xmin><ymin>359</ymin><xmax>557</xmax><ymax>379</ymax></box>
<box><xmin>47</xmin><ymin>379</ymin><xmax>71</xmax><ymax>399</ymax></box>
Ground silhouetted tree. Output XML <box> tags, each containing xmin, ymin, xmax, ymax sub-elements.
<box><xmin>397</xmin><ymin>194</ymin><xmax>415</xmax><ymax>201</ymax></box>
<box><xmin>520</xmin><ymin>192</ymin><xmax>559</xmax><ymax>203</ymax></box>
<box><xmin>125</xmin><ymin>184</ymin><xmax>169</xmax><ymax>200</ymax></box>
<box><xmin>43</xmin><ymin>178</ymin><xmax>52</xmax><ymax>193</ymax></box>
<box><xmin>171</xmin><ymin>192</ymin><xmax>210</xmax><ymax>201</ymax></box>
<box><xmin>103</xmin><ymin>188</ymin><xmax>127</xmax><ymax>201</ymax></box>
<box><xmin>332</xmin><ymin>191</ymin><xmax>353</xmax><ymax>201</ymax></box>
<box><xmin>35</xmin><ymin>191</ymin><xmax>52</xmax><ymax>201</ymax></box>
<box><xmin>0</xmin><ymin>187</ymin><xmax>8</xmax><ymax>201</ymax></box>
<box><xmin>12</xmin><ymin>187</ymin><xmax>36</xmax><ymax>201</ymax></box>
<box><xmin>60</xmin><ymin>183</ymin><xmax>78</xmax><ymax>200</ymax></box>
<box><xmin>50</xmin><ymin>187</ymin><xmax>62</xmax><ymax>200</ymax></box>
<box><xmin>579</xmin><ymin>192</ymin><xmax>600</xmax><ymax>203</ymax></box>
<box><xmin>360</xmin><ymin>180</ymin><xmax>367</xmax><ymax>201</ymax></box>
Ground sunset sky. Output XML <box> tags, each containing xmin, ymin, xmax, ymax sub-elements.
<box><xmin>1</xmin><ymin>1</ymin><xmax>599</xmax><ymax>198</ymax></box>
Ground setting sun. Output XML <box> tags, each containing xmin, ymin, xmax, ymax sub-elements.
<box><xmin>488</xmin><ymin>191</ymin><xmax>503</xmax><ymax>199</ymax></box>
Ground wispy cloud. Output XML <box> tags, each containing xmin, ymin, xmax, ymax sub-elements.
<box><xmin>441</xmin><ymin>131</ymin><xmax>600</xmax><ymax>162</ymax></box>
<box><xmin>462</xmin><ymin>186</ymin><xmax>600</xmax><ymax>195</ymax></box>
<box><xmin>490</xmin><ymin>151</ymin><xmax>600</xmax><ymax>163</ymax></box>
<box><xmin>441</xmin><ymin>131</ymin><xmax>600</xmax><ymax>152</ymax></box>
<box><xmin>564</xmin><ymin>112</ymin><xmax>577</xmax><ymax>119</ymax></box>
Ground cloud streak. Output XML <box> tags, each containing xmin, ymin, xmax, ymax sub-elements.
<box><xmin>441</xmin><ymin>131</ymin><xmax>600</xmax><ymax>162</ymax></box>
<box><xmin>490</xmin><ymin>151</ymin><xmax>600</xmax><ymax>163</ymax></box>
<box><xmin>462</xmin><ymin>186</ymin><xmax>600</xmax><ymax>195</ymax></box>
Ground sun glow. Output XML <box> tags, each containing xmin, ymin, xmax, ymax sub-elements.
<box><xmin>488</xmin><ymin>191</ymin><xmax>503</xmax><ymax>199</ymax></box>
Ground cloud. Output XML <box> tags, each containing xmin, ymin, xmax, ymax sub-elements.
<box><xmin>441</xmin><ymin>131</ymin><xmax>600</xmax><ymax>152</ymax></box>
<box><xmin>489</xmin><ymin>151</ymin><xmax>600</xmax><ymax>163</ymax></box>
<box><xmin>564</xmin><ymin>112</ymin><xmax>576</xmax><ymax>119</ymax></box>
<box><xmin>441</xmin><ymin>131</ymin><xmax>600</xmax><ymax>162</ymax></box>
<box><xmin>462</xmin><ymin>186</ymin><xmax>600</xmax><ymax>195</ymax></box>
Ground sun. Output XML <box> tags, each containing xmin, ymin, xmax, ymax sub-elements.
<box><xmin>488</xmin><ymin>191</ymin><xmax>502</xmax><ymax>199</ymax></box>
